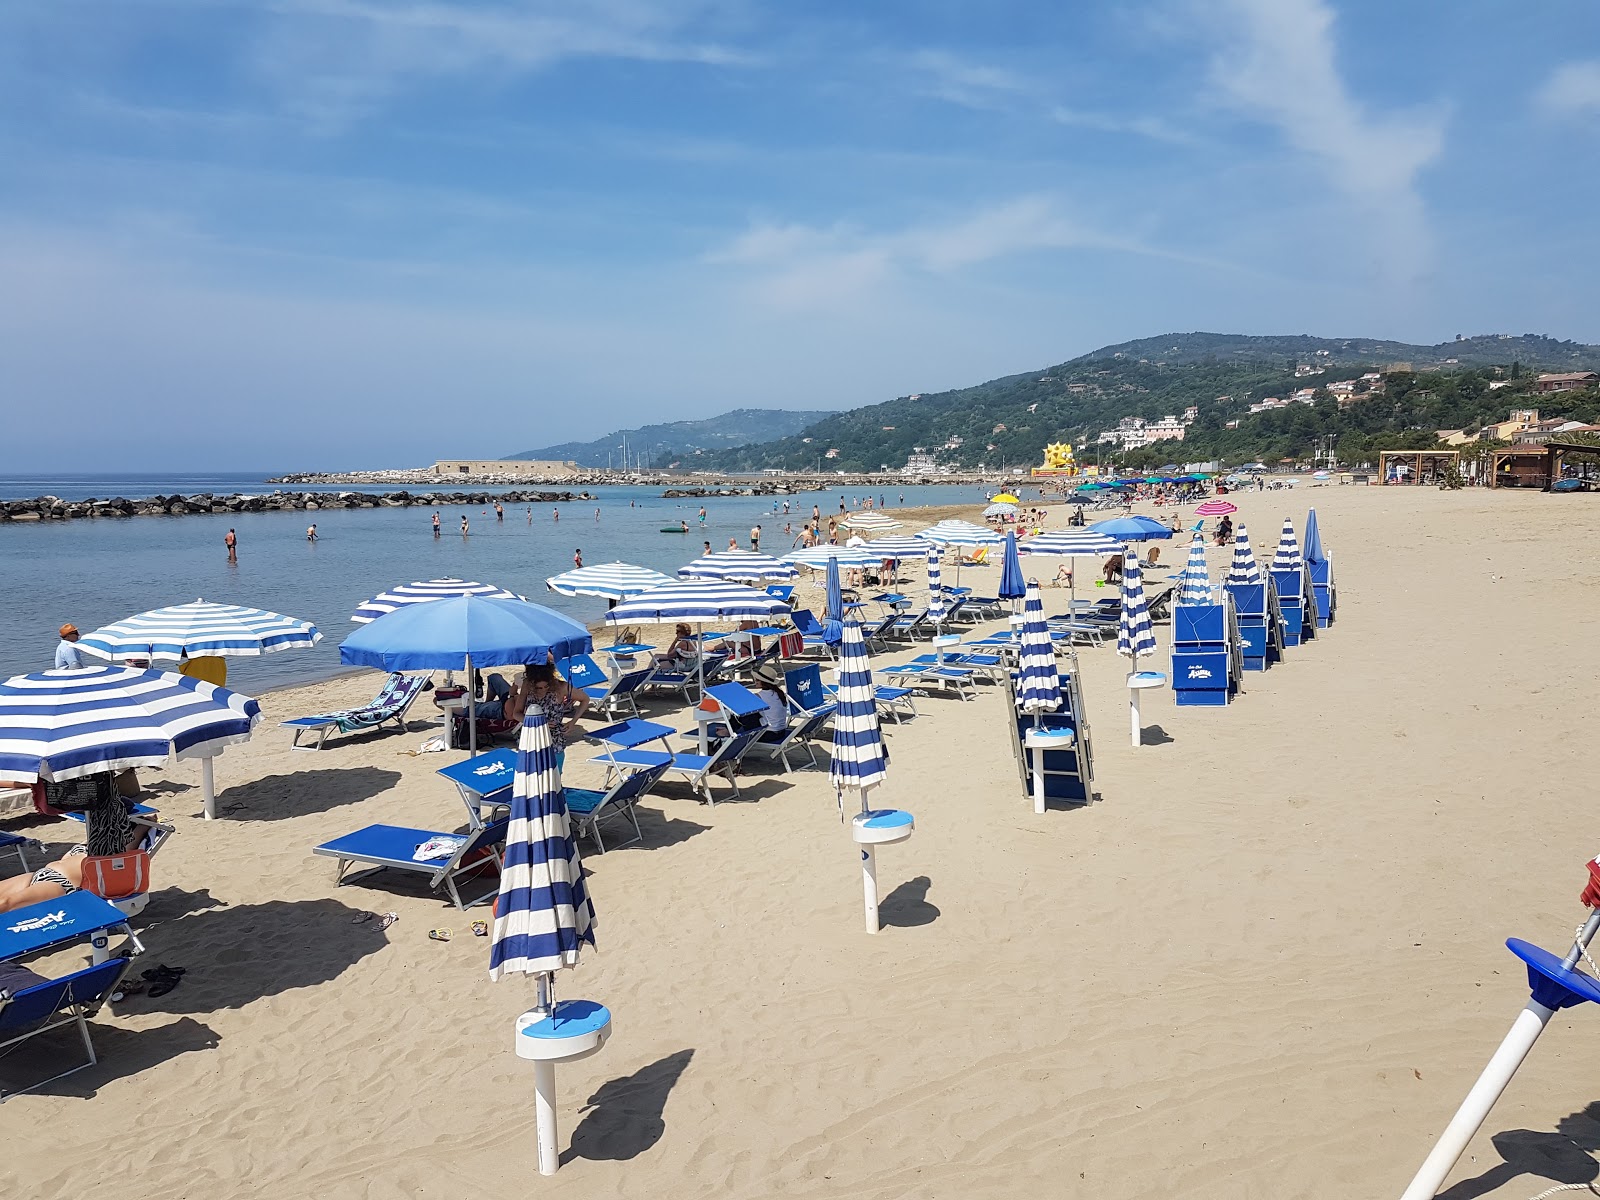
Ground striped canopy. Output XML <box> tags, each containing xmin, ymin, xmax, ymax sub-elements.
<box><xmin>1116</xmin><ymin>552</ymin><xmax>1157</xmax><ymax>664</ymax></box>
<box><xmin>0</xmin><ymin>666</ymin><xmax>262</xmax><ymax>783</ymax></box>
<box><xmin>919</xmin><ymin>520</ymin><xmax>1004</xmax><ymax>548</ymax></box>
<box><xmin>983</xmin><ymin>502</ymin><xmax>1019</xmax><ymax>518</ymax></box>
<box><xmin>602</xmin><ymin>578</ymin><xmax>790</xmax><ymax>625</ymax></box>
<box><xmin>828</xmin><ymin>618</ymin><xmax>889</xmax><ymax>803</ymax></box>
<box><xmin>351</xmin><ymin>577</ymin><xmax>519</xmax><ymax>624</ymax></box>
<box><xmin>545</xmin><ymin>561</ymin><xmax>673</xmax><ymax>601</ymax></box>
<box><xmin>1194</xmin><ymin>500</ymin><xmax>1237</xmax><ymax>517</ymax></box>
<box><xmin>78</xmin><ymin>600</ymin><xmax>320</xmax><ymax>662</ymax></box>
<box><xmin>488</xmin><ymin>709</ymin><xmax>595</xmax><ymax>981</ymax></box>
<box><xmin>780</xmin><ymin>545</ymin><xmax>881</xmax><ymax>570</ymax></box>
<box><xmin>1018</xmin><ymin>530</ymin><xmax>1123</xmax><ymax>558</ymax></box>
<box><xmin>1271</xmin><ymin>518</ymin><xmax>1303</xmax><ymax>571</ymax></box>
<box><xmin>1015</xmin><ymin>582</ymin><xmax>1062</xmax><ymax>715</ymax></box>
<box><xmin>863</xmin><ymin>535</ymin><xmax>932</xmax><ymax>558</ymax></box>
<box><xmin>841</xmin><ymin>511</ymin><xmax>901</xmax><ymax>531</ymax></box>
<box><xmin>1176</xmin><ymin>534</ymin><xmax>1212</xmax><ymax>606</ymax></box>
<box><xmin>926</xmin><ymin>548</ymin><xmax>946</xmax><ymax>624</ymax></box>
<box><xmin>677</xmin><ymin>550</ymin><xmax>798</xmax><ymax>583</ymax></box>
<box><xmin>1226</xmin><ymin>524</ymin><xmax>1263</xmax><ymax>586</ymax></box>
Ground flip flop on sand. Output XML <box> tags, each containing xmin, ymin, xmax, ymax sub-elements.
<box><xmin>471</xmin><ymin>921</ymin><xmax>488</xmax><ymax>937</ymax></box>
<box><xmin>377</xmin><ymin>912</ymin><xmax>399</xmax><ymax>930</ymax></box>
<box><xmin>428</xmin><ymin>928</ymin><xmax>451</xmax><ymax>942</ymax></box>
<box><xmin>141</xmin><ymin>965</ymin><xmax>186</xmax><ymax>998</ymax></box>
<box><xmin>140</xmin><ymin>964</ymin><xmax>187</xmax><ymax>982</ymax></box>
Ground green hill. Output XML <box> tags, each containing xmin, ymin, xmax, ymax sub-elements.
<box><xmin>687</xmin><ymin>333</ymin><xmax>1600</xmax><ymax>472</ymax></box>
<box><xmin>508</xmin><ymin>407</ymin><xmax>836</xmax><ymax>469</ymax></box>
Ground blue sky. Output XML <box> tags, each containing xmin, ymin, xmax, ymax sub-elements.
<box><xmin>2</xmin><ymin>1</ymin><xmax>1597</xmax><ymax>472</ymax></box>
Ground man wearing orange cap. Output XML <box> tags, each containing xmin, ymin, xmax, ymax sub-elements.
<box><xmin>55</xmin><ymin>623</ymin><xmax>86</xmax><ymax>669</ymax></box>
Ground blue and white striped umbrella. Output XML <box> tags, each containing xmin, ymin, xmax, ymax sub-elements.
<box><xmin>780</xmin><ymin>546</ymin><xmax>881</xmax><ymax>570</ymax></box>
<box><xmin>602</xmin><ymin>578</ymin><xmax>790</xmax><ymax>625</ymax></box>
<box><xmin>1017</xmin><ymin>530</ymin><xmax>1123</xmax><ymax>558</ymax></box>
<box><xmin>919</xmin><ymin>519</ymin><xmax>1004</xmax><ymax>548</ymax></box>
<box><xmin>829</xmin><ymin>618</ymin><xmax>888</xmax><ymax>806</ymax></box>
<box><xmin>863</xmin><ymin>535</ymin><xmax>933</xmax><ymax>558</ymax></box>
<box><xmin>545</xmin><ymin>561</ymin><xmax>673</xmax><ymax>601</ymax></box>
<box><xmin>841</xmin><ymin>511</ymin><xmax>901</xmax><ymax>531</ymax></box>
<box><xmin>926</xmin><ymin>548</ymin><xmax>946</xmax><ymax>624</ymax></box>
<box><xmin>1015</xmin><ymin>582</ymin><xmax>1062</xmax><ymax>716</ymax></box>
<box><xmin>0</xmin><ymin>665</ymin><xmax>262</xmax><ymax>783</ymax></box>
<box><xmin>79</xmin><ymin>600</ymin><xmax>320</xmax><ymax>661</ymax></box>
<box><xmin>488</xmin><ymin>709</ymin><xmax>595</xmax><ymax>981</ymax></box>
<box><xmin>1226</xmin><ymin>524</ymin><xmax>1263</xmax><ymax>586</ymax></box>
<box><xmin>1271</xmin><ymin>518</ymin><xmax>1303</xmax><ymax>572</ymax></box>
<box><xmin>677</xmin><ymin>550</ymin><xmax>798</xmax><ymax>582</ymax></box>
<box><xmin>1116</xmin><ymin>551</ymin><xmax>1157</xmax><ymax>664</ymax></box>
<box><xmin>1176</xmin><ymin>534</ymin><xmax>1212</xmax><ymax>606</ymax></box>
<box><xmin>351</xmin><ymin>577</ymin><xmax>519</xmax><ymax>624</ymax></box>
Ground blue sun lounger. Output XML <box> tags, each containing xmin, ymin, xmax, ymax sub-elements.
<box><xmin>1225</xmin><ymin>581</ymin><xmax>1282</xmax><ymax>671</ymax></box>
<box><xmin>1169</xmin><ymin>600</ymin><xmax>1243</xmax><ymax>707</ymax></box>
<box><xmin>591</xmin><ymin>726</ymin><xmax>764</xmax><ymax>804</ymax></box>
<box><xmin>1</xmin><ymin>832</ymin><xmax>33</xmax><ymax>874</ymax></box>
<box><xmin>1270</xmin><ymin>564</ymin><xmax>1315</xmax><ymax>648</ymax></box>
<box><xmin>313</xmin><ymin>817</ymin><xmax>508</xmax><ymax>909</ymax></box>
<box><xmin>564</xmin><ymin>761</ymin><xmax>671</xmax><ymax>852</ymax></box>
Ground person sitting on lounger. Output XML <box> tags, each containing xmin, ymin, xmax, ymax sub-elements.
<box><xmin>750</xmin><ymin>665</ymin><xmax>790</xmax><ymax>735</ymax></box>
<box><xmin>0</xmin><ymin>781</ymin><xmax>148</xmax><ymax>914</ymax></box>
<box><xmin>476</xmin><ymin>670</ymin><xmax>531</xmax><ymax>722</ymax></box>
<box><xmin>651</xmin><ymin>624</ymin><xmax>698</xmax><ymax>671</ymax></box>
<box><xmin>1143</xmin><ymin>547</ymin><xmax>1162</xmax><ymax>569</ymax></box>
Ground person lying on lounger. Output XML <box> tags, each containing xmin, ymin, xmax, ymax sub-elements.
<box><xmin>0</xmin><ymin>783</ymin><xmax>149</xmax><ymax>914</ymax></box>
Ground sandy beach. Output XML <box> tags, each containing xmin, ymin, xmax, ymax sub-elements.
<box><xmin>6</xmin><ymin>483</ymin><xmax>1600</xmax><ymax>1200</ymax></box>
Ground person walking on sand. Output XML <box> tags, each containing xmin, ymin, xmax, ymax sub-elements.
<box><xmin>431</xmin><ymin>511</ymin><xmax>441</xmax><ymax>537</ymax></box>
<box><xmin>750</xmin><ymin>524</ymin><xmax>761</xmax><ymax>551</ymax></box>
<box><xmin>306</xmin><ymin>524</ymin><xmax>317</xmax><ymax>541</ymax></box>
<box><xmin>224</xmin><ymin>528</ymin><xmax>237</xmax><ymax>562</ymax></box>
<box><xmin>54</xmin><ymin>623</ymin><xmax>85</xmax><ymax>670</ymax></box>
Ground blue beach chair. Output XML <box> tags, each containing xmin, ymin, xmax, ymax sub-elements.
<box><xmin>565</xmin><ymin>761</ymin><xmax>670</xmax><ymax>852</ymax></box>
<box><xmin>313</xmin><ymin>817</ymin><xmax>508</xmax><ymax>909</ymax></box>
<box><xmin>591</xmin><ymin>726</ymin><xmax>764</xmax><ymax>805</ymax></box>
<box><xmin>281</xmin><ymin>672</ymin><xmax>430</xmax><ymax>750</ymax></box>
<box><xmin>1004</xmin><ymin>659</ymin><xmax>1096</xmax><ymax>805</ymax></box>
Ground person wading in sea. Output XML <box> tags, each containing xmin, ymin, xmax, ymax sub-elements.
<box><xmin>224</xmin><ymin>528</ymin><xmax>237</xmax><ymax>562</ymax></box>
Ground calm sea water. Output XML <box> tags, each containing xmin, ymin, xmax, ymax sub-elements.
<box><xmin>0</xmin><ymin>480</ymin><xmax>1006</xmax><ymax>691</ymax></box>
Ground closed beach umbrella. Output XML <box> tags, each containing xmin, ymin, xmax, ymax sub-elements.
<box><xmin>677</xmin><ymin>550</ymin><xmax>798</xmax><ymax>583</ymax></box>
<box><xmin>926</xmin><ymin>548</ymin><xmax>946</xmax><ymax>627</ymax></box>
<box><xmin>842</xmin><ymin>511</ymin><xmax>901</xmax><ymax>531</ymax></box>
<box><xmin>351</xmin><ymin>577</ymin><xmax>519</xmax><ymax>624</ymax></box>
<box><xmin>1272</xmin><ymin>518</ymin><xmax>1303</xmax><ymax>571</ymax></box>
<box><xmin>1176</xmin><ymin>534</ymin><xmax>1212</xmax><ymax>606</ymax></box>
<box><xmin>489</xmin><ymin>707</ymin><xmax>599</xmax><ymax>1176</ymax></box>
<box><xmin>998</xmin><ymin>532</ymin><xmax>1026</xmax><ymax>605</ymax></box>
<box><xmin>1015</xmin><ymin>582</ymin><xmax>1062</xmax><ymax>718</ymax></box>
<box><xmin>0</xmin><ymin>665</ymin><xmax>262</xmax><ymax>819</ymax></box>
<box><xmin>79</xmin><ymin>600</ymin><xmax>321</xmax><ymax>661</ymax></box>
<box><xmin>1116</xmin><ymin>551</ymin><xmax>1156</xmax><ymax>666</ymax></box>
<box><xmin>1089</xmin><ymin>515</ymin><xmax>1174</xmax><ymax>542</ymax></box>
<box><xmin>829</xmin><ymin>618</ymin><xmax>889</xmax><ymax>804</ymax></box>
<box><xmin>824</xmin><ymin>557</ymin><xmax>845</xmax><ymax>643</ymax></box>
<box><xmin>340</xmin><ymin>595</ymin><xmax>592</xmax><ymax>755</ymax></box>
<box><xmin>1194</xmin><ymin>500</ymin><xmax>1237</xmax><ymax>517</ymax></box>
<box><xmin>545</xmin><ymin>562</ymin><xmax>671</xmax><ymax>601</ymax></box>
<box><xmin>1303</xmin><ymin>509</ymin><xmax>1326</xmax><ymax>565</ymax></box>
<box><xmin>1226</xmin><ymin>524</ymin><xmax>1263</xmax><ymax>586</ymax></box>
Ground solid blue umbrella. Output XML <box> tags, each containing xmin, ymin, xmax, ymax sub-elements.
<box><xmin>824</xmin><ymin>556</ymin><xmax>845</xmax><ymax>643</ymax></box>
<box><xmin>829</xmin><ymin>617</ymin><xmax>889</xmax><ymax>810</ymax></box>
<box><xmin>1272</xmin><ymin>518</ymin><xmax>1303</xmax><ymax>571</ymax></box>
<box><xmin>1015</xmin><ymin>582</ymin><xmax>1062</xmax><ymax>718</ymax></box>
<box><xmin>341</xmin><ymin>595</ymin><xmax>593</xmax><ymax>755</ymax></box>
<box><xmin>79</xmin><ymin>600</ymin><xmax>320</xmax><ymax>662</ymax></box>
<box><xmin>1090</xmin><ymin>515</ymin><xmax>1175</xmax><ymax>542</ymax></box>
<box><xmin>1226</xmin><ymin>523</ymin><xmax>1263</xmax><ymax>586</ymax></box>
<box><xmin>1176</xmin><ymin>534</ymin><xmax>1212</xmax><ymax>606</ymax></box>
<box><xmin>1116</xmin><ymin>551</ymin><xmax>1157</xmax><ymax>666</ymax></box>
<box><xmin>488</xmin><ymin>707</ymin><xmax>599</xmax><ymax>1176</ymax></box>
<box><xmin>351</xmin><ymin>577</ymin><xmax>519</xmax><ymax>623</ymax></box>
<box><xmin>1304</xmin><ymin>509</ymin><xmax>1326</xmax><ymax>565</ymax></box>
<box><xmin>998</xmin><ymin>532</ymin><xmax>1026</xmax><ymax>604</ymax></box>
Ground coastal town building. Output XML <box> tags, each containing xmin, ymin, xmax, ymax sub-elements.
<box><xmin>1536</xmin><ymin>372</ymin><xmax>1599</xmax><ymax>394</ymax></box>
<box><xmin>430</xmin><ymin>459</ymin><xmax>578</xmax><ymax>480</ymax></box>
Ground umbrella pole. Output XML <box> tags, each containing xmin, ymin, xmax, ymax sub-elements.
<box><xmin>529</xmin><ymin>971</ymin><xmax>560</xmax><ymax>1175</ymax></box>
<box><xmin>201</xmin><ymin>756</ymin><xmax>217</xmax><ymax>820</ymax></box>
<box><xmin>467</xmin><ymin>653</ymin><xmax>478</xmax><ymax>757</ymax></box>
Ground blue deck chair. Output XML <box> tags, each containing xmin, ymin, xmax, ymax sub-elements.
<box><xmin>788</xmin><ymin>608</ymin><xmax>842</xmax><ymax>659</ymax></box>
<box><xmin>820</xmin><ymin>680</ymin><xmax>918</xmax><ymax>724</ymax></box>
<box><xmin>0</xmin><ymin>957</ymin><xmax>135</xmax><ymax>1099</ymax></box>
<box><xmin>558</xmin><ymin>654</ymin><xmax>610</xmax><ymax>691</ymax></box>
<box><xmin>1004</xmin><ymin>661</ymin><xmax>1096</xmax><ymax>805</ymax></box>
<box><xmin>645</xmin><ymin>652</ymin><xmax>730</xmax><ymax>702</ymax></box>
<box><xmin>1</xmin><ymin>832</ymin><xmax>34</xmax><ymax>874</ymax></box>
<box><xmin>565</xmin><ymin>761</ymin><xmax>670</xmax><ymax>852</ymax></box>
<box><xmin>578</xmin><ymin>665</ymin><xmax>655</xmax><ymax>720</ymax></box>
<box><xmin>591</xmin><ymin>725</ymin><xmax>764</xmax><ymax>804</ymax></box>
<box><xmin>910</xmin><ymin>650</ymin><xmax>1005</xmax><ymax>682</ymax></box>
<box><xmin>882</xmin><ymin>609</ymin><xmax>931</xmax><ymax>642</ymax></box>
<box><xmin>881</xmin><ymin>661</ymin><xmax>977</xmax><ymax>701</ymax></box>
<box><xmin>764</xmin><ymin>585</ymin><xmax>795</xmax><ymax>605</ymax></box>
<box><xmin>313</xmin><ymin>817</ymin><xmax>508</xmax><ymax>909</ymax></box>
<box><xmin>746</xmin><ymin>705</ymin><xmax>835</xmax><ymax>773</ymax></box>
<box><xmin>281</xmin><ymin>672</ymin><xmax>430</xmax><ymax>750</ymax></box>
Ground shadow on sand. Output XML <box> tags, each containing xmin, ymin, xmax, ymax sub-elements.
<box><xmin>878</xmin><ymin>875</ymin><xmax>940</xmax><ymax>929</ymax></box>
<box><xmin>216</xmin><ymin>767</ymin><xmax>402</xmax><ymax>821</ymax></box>
<box><xmin>565</xmin><ymin>1048</ymin><xmax>695</xmax><ymax>1164</ymax></box>
<box><xmin>1436</xmin><ymin>1102</ymin><xmax>1600</xmax><ymax>1199</ymax></box>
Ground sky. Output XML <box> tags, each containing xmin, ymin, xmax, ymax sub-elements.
<box><xmin>2</xmin><ymin>1</ymin><xmax>1597</xmax><ymax>472</ymax></box>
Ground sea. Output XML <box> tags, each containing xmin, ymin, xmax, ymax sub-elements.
<box><xmin>0</xmin><ymin>473</ymin><xmax>1005</xmax><ymax>692</ymax></box>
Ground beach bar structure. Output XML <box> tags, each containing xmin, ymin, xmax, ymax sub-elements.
<box><xmin>1169</xmin><ymin>599</ymin><xmax>1243</xmax><ymax>706</ymax></box>
<box><xmin>1488</xmin><ymin>446</ymin><xmax>1551</xmax><ymax>490</ymax></box>
<box><xmin>1226</xmin><ymin>580</ymin><xmax>1282</xmax><ymax>671</ymax></box>
<box><xmin>1377</xmin><ymin>450</ymin><xmax>1459</xmax><ymax>485</ymax></box>
<box><xmin>1004</xmin><ymin>658</ymin><xmax>1095</xmax><ymax>804</ymax></box>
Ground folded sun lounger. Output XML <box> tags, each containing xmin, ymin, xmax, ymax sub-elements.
<box><xmin>282</xmin><ymin>672</ymin><xmax>430</xmax><ymax>750</ymax></box>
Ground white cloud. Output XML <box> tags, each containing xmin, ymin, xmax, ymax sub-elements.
<box><xmin>1200</xmin><ymin>0</ymin><xmax>1444</xmax><ymax>279</ymax></box>
<box><xmin>1537</xmin><ymin>60</ymin><xmax>1600</xmax><ymax>118</ymax></box>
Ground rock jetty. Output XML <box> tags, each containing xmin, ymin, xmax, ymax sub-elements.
<box><xmin>0</xmin><ymin>490</ymin><xmax>588</xmax><ymax>523</ymax></box>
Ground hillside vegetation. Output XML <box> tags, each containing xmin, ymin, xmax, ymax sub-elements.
<box><xmin>508</xmin><ymin>407</ymin><xmax>835</xmax><ymax>468</ymax></box>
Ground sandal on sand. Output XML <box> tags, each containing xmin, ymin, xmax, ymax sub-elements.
<box><xmin>377</xmin><ymin>912</ymin><xmax>399</xmax><ymax>930</ymax></box>
<box><xmin>428</xmin><ymin>928</ymin><xmax>452</xmax><ymax>942</ymax></box>
<box><xmin>140</xmin><ymin>964</ymin><xmax>187</xmax><ymax>982</ymax></box>
<box><xmin>351</xmin><ymin>911</ymin><xmax>374</xmax><ymax>924</ymax></box>
<box><xmin>471</xmin><ymin>921</ymin><xmax>488</xmax><ymax>937</ymax></box>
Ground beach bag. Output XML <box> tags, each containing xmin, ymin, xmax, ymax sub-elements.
<box><xmin>33</xmin><ymin>772</ymin><xmax>119</xmax><ymax>817</ymax></box>
<box><xmin>80</xmin><ymin>850</ymin><xmax>150</xmax><ymax>900</ymax></box>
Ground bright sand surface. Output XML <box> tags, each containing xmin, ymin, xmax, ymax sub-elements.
<box><xmin>6</xmin><ymin>483</ymin><xmax>1600</xmax><ymax>1200</ymax></box>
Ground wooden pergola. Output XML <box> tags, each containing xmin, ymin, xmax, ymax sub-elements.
<box><xmin>1546</xmin><ymin>440</ymin><xmax>1600</xmax><ymax>489</ymax></box>
<box><xmin>1378</xmin><ymin>450</ymin><xmax>1459</xmax><ymax>485</ymax></box>
<box><xmin>1488</xmin><ymin>447</ymin><xmax>1551</xmax><ymax>490</ymax></box>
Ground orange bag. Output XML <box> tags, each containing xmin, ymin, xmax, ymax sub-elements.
<box><xmin>80</xmin><ymin>850</ymin><xmax>149</xmax><ymax>900</ymax></box>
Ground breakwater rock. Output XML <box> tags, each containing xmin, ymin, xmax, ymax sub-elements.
<box><xmin>0</xmin><ymin>490</ymin><xmax>588</xmax><ymax>522</ymax></box>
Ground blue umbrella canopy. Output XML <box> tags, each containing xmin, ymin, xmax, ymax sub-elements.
<box><xmin>824</xmin><ymin>556</ymin><xmax>845</xmax><ymax>643</ymax></box>
<box><xmin>1303</xmin><ymin>509</ymin><xmax>1326</xmax><ymax>565</ymax></box>
<box><xmin>1116</xmin><ymin>552</ymin><xmax>1157</xmax><ymax>665</ymax></box>
<box><xmin>998</xmin><ymin>532</ymin><xmax>1026</xmax><ymax>601</ymax></box>
<box><xmin>1176</xmin><ymin>534</ymin><xmax>1212</xmax><ymax>606</ymax></box>
<box><xmin>351</xmin><ymin>577</ymin><xmax>519</xmax><ymax>624</ymax></box>
<box><xmin>0</xmin><ymin>665</ymin><xmax>261</xmax><ymax>783</ymax></box>
<box><xmin>1090</xmin><ymin>515</ymin><xmax>1174</xmax><ymax>542</ymax></box>
<box><xmin>863</xmin><ymin>535</ymin><xmax>933</xmax><ymax>558</ymax></box>
<box><xmin>1015</xmin><ymin>582</ymin><xmax>1062</xmax><ymax>717</ymax></box>
<box><xmin>79</xmin><ymin>600</ymin><xmax>320</xmax><ymax>662</ymax></box>
<box><xmin>488</xmin><ymin>708</ymin><xmax>595</xmax><ymax>981</ymax></box>
<box><xmin>828</xmin><ymin>618</ymin><xmax>889</xmax><ymax>808</ymax></box>
<box><xmin>1019</xmin><ymin>530</ymin><xmax>1123</xmax><ymax>558</ymax></box>
<box><xmin>545</xmin><ymin>562</ymin><xmax>672</xmax><ymax>601</ymax></box>
<box><xmin>1226</xmin><ymin>524</ymin><xmax>1263</xmax><ymax>586</ymax></box>
<box><xmin>340</xmin><ymin>595</ymin><xmax>592</xmax><ymax>672</ymax></box>
<box><xmin>1271</xmin><ymin>518</ymin><xmax>1303</xmax><ymax>571</ymax></box>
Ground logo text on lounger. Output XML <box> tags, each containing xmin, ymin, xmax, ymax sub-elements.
<box><xmin>8</xmin><ymin>909</ymin><xmax>68</xmax><ymax>934</ymax></box>
<box><xmin>1186</xmin><ymin>665</ymin><xmax>1213</xmax><ymax>680</ymax></box>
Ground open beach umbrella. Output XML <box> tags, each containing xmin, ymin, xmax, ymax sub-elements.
<box><xmin>677</xmin><ymin>549</ymin><xmax>798</xmax><ymax>583</ymax></box>
<box><xmin>604</xmin><ymin>579</ymin><xmax>789</xmax><ymax>699</ymax></box>
<box><xmin>1271</xmin><ymin>518</ymin><xmax>1303</xmax><ymax>571</ymax></box>
<box><xmin>780</xmin><ymin>546</ymin><xmax>880</xmax><ymax>571</ymax></box>
<box><xmin>340</xmin><ymin>595</ymin><xmax>592</xmax><ymax>755</ymax></box>
<box><xmin>1018</xmin><ymin>529</ymin><xmax>1123</xmax><ymax>614</ymax></box>
<box><xmin>544</xmin><ymin>562</ymin><xmax>671</xmax><ymax>602</ymax></box>
<box><xmin>79</xmin><ymin>601</ymin><xmax>320</xmax><ymax>663</ymax></box>
<box><xmin>998</xmin><ymin>532</ymin><xmax>1026</xmax><ymax>606</ymax></box>
<box><xmin>1226</xmin><ymin>524</ymin><xmax>1263</xmax><ymax>586</ymax></box>
<box><xmin>1089</xmin><ymin>515</ymin><xmax>1174</xmax><ymax>542</ymax></box>
<box><xmin>991</xmin><ymin>493</ymin><xmax>1020</xmax><ymax>504</ymax></box>
<box><xmin>1303</xmin><ymin>509</ymin><xmax>1326</xmax><ymax>565</ymax></box>
<box><xmin>983</xmin><ymin>502</ymin><xmax>1019</xmax><ymax>518</ymax></box>
<box><xmin>1194</xmin><ymin>500</ymin><xmax>1237</xmax><ymax>518</ymax></box>
<box><xmin>1015</xmin><ymin>582</ymin><xmax>1062</xmax><ymax>718</ymax></box>
<box><xmin>0</xmin><ymin>665</ymin><xmax>262</xmax><ymax>819</ymax></box>
<box><xmin>488</xmin><ymin>707</ymin><xmax>599</xmax><ymax>1176</ymax></box>
<box><xmin>919</xmin><ymin>519</ymin><xmax>1003</xmax><ymax>548</ymax></box>
<box><xmin>351</xmin><ymin>577</ymin><xmax>521</xmax><ymax>623</ymax></box>
<box><xmin>841</xmin><ymin>511</ymin><xmax>901</xmax><ymax>531</ymax></box>
<box><xmin>823</xmin><ymin>557</ymin><xmax>845</xmax><ymax>644</ymax></box>
<box><xmin>1176</xmin><ymin>534</ymin><xmax>1212</xmax><ymax>606</ymax></box>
